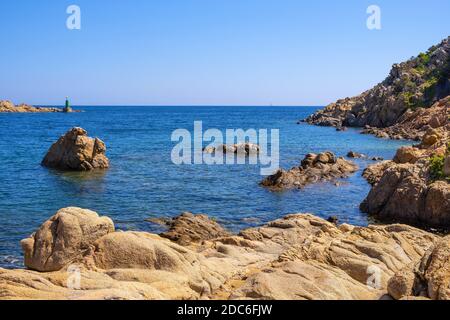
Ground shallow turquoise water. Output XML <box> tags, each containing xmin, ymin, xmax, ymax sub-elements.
<box><xmin>0</xmin><ymin>106</ymin><xmax>408</xmax><ymax>268</ymax></box>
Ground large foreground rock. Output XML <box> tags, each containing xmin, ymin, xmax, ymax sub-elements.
<box><xmin>1</xmin><ymin>207</ymin><xmax>445</xmax><ymax>300</ymax></box>
<box><xmin>21</xmin><ymin>207</ymin><xmax>115</xmax><ymax>272</ymax></box>
<box><xmin>42</xmin><ymin>127</ymin><xmax>109</xmax><ymax>171</ymax></box>
<box><xmin>261</xmin><ymin>152</ymin><xmax>357</xmax><ymax>190</ymax></box>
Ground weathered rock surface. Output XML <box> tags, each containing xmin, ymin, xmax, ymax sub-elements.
<box><xmin>362</xmin><ymin>161</ymin><xmax>395</xmax><ymax>186</ymax></box>
<box><xmin>41</xmin><ymin>127</ymin><xmax>109</xmax><ymax>171</ymax></box>
<box><xmin>203</xmin><ymin>143</ymin><xmax>260</xmax><ymax>155</ymax></box>
<box><xmin>261</xmin><ymin>152</ymin><xmax>357</xmax><ymax>190</ymax></box>
<box><xmin>361</xmin><ymin>127</ymin><xmax>450</xmax><ymax>229</ymax></box>
<box><xmin>393</xmin><ymin>146</ymin><xmax>423</xmax><ymax>164</ymax></box>
<box><xmin>361</xmin><ymin>162</ymin><xmax>450</xmax><ymax>228</ymax></box>
<box><xmin>388</xmin><ymin>235</ymin><xmax>450</xmax><ymax>300</ymax></box>
<box><xmin>360</xmin><ymin>97</ymin><xmax>450</xmax><ymax>141</ymax></box>
<box><xmin>159</xmin><ymin>212</ymin><xmax>231</xmax><ymax>246</ymax></box>
<box><xmin>0</xmin><ymin>100</ymin><xmax>63</xmax><ymax>113</ymax></box>
<box><xmin>1</xmin><ymin>207</ymin><xmax>445</xmax><ymax>300</ymax></box>
<box><xmin>420</xmin><ymin>235</ymin><xmax>450</xmax><ymax>300</ymax></box>
<box><xmin>21</xmin><ymin>207</ymin><xmax>115</xmax><ymax>272</ymax></box>
<box><xmin>304</xmin><ymin>37</ymin><xmax>450</xmax><ymax>131</ymax></box>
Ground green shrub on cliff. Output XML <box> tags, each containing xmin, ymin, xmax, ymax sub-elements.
<box><xmin>404</xmin><ymin>52</ymin><xmax>450</xmax><ymax>110</ymax></box>
<box><xmin>418</xmin><ymin>52</ymin><xmax>431</xmax><ymax>64</ymax></box>
<box><xmin>430</xmin><ymin>154</ymin><xmax>445</xmax><ymax>180</ymax></box>
<box><xmin>402</xmin><ymin>92</ymin><xmax>413</xmax><ymax>108</ymax></box>
<box><xmin>429</xmin><ymin>143</ymin><xmax>450</xmax><ymax>181</ymax></box>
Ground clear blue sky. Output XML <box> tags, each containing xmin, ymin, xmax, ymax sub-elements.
<box><xmin>1</xmin><ymin>0</ymin><xmax>449</xmax><ymax>106</ymax></box>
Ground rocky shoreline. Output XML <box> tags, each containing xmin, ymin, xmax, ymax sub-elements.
<box><xmin>1</xmin><ymin>207</ymin><xmax>448</xmax><ymax>300</ymax></box>
<box><xmin>1</xmin><ymin>37</ymin><xmax>449</xmax><ymax>301</ymax></box>
<box><xmin>0</xmin><ymin>100</ymin><xmax>64</xmax><ymax>113</ymax></box>
<box><xmin>360</xmin><ymin>128</ymin><xmax>449</xmax><ymax>229</ymax></box>
<box><xmin>304</xmin><ymin>37</ymin><xmax>450</xmax><ymax>230</ymax></box>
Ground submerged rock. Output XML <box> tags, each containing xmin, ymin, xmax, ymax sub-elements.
<box><xmin>347</xmin><ymin>151</ymin><xmax>366</xmax><ymax>159</ymax></box>
<box><xmin>336</xmin><ymin>126</ymin><xmax>346</xmax><ymax>131</ymax></box>
<box><xmin>260</xmin><ymin>152</ymin><xmax>357</xmax><ymax>190</ymax></box>
<box><xmin>0</xmin><ymin>207</ymin><xmax>443</xmax><ymax>300</ymax></box>
<box><xmin>41</xmin><ymin>127</ymin><xmax>109</xmax><ymax>171</ymax></box>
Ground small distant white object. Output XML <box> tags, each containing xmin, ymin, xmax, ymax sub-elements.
<box><xmin>367</xmin><ymin>5</ymin><xmax>382</xmax><ymax>30</ymax></box>
<box><xmin>66</xmin><ymin>5</ymin><xmax>81</xmax><ymax>30</ymax></box>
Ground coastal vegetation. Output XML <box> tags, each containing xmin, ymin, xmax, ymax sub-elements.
<box><xmin>305</xmin><ymin>36</ymin><xmax>450</xmax><ymax>128</ymax></box>
<box><xmin>430</xmin><ymin>143</ymin><xmax>450</xmax><ymax>181</ymax></box>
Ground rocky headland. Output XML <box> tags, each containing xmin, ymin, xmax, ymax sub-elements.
<box><xmin>1</xmin><ymin>207</ymin><xmax>449</xmax><ymax>300</ymax></box>
<box><xmin>260</xmin><ymin>152</ymin><xmax>357</xmax><ymax>190</ymax></box>
<box><xmin>42</xmin><ymin>127</ymin><xmax>109</xmax><ymax>171</ymax></box>
<box><xmin>1</xmin><ymin>100</ymin><xmax>66</xmax><ymax>113</ymax></box>
<box><xmin>303</xmin><ymin>36</ymin><xmax>450</xmax><ymax>135</ymax></box>
<box><xmin>302</xmin><ymin>37</ymin><xmax>449</xmax><ymax>230</ymax></box>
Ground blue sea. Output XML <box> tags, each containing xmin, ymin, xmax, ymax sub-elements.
<box><xmin>0</xmin><ymin>106</ymin><xmax>408</xmax><ymax>269</ymax></box>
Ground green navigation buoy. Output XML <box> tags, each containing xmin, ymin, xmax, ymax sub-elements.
<box><xmin>64</xmin><ymin>97</ymin><xmax>73</xmax><ymax>113</ymax></box>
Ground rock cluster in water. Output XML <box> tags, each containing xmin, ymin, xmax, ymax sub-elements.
<box><xmin>260</xmin><ymin>152</ymin><xmax>357</xmax><ymax>190</ymax></box>
<box><xmin>0</xmin><ymin>100</ymin><xmax>62</xmax><ymax>113</ymax></box>
<box><xmin>1</xmin><ymin>207</ymin><xmax>449</xmax><ymax>300</ymax></box>
<box><xmin>203</xmin><ymin>143</ymin><xmax>260</xmax><ymax>155</ymax></box>
<box><xmin>41</xmin><ymin>127</ymin><xmax>109</xmax><ymax>171</ymax></box>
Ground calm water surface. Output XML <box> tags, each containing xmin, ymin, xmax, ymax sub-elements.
<box><xmin>0</xmin><ymin>106</ymin><xmax>409</xmax><ymax>268</ymax></box>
